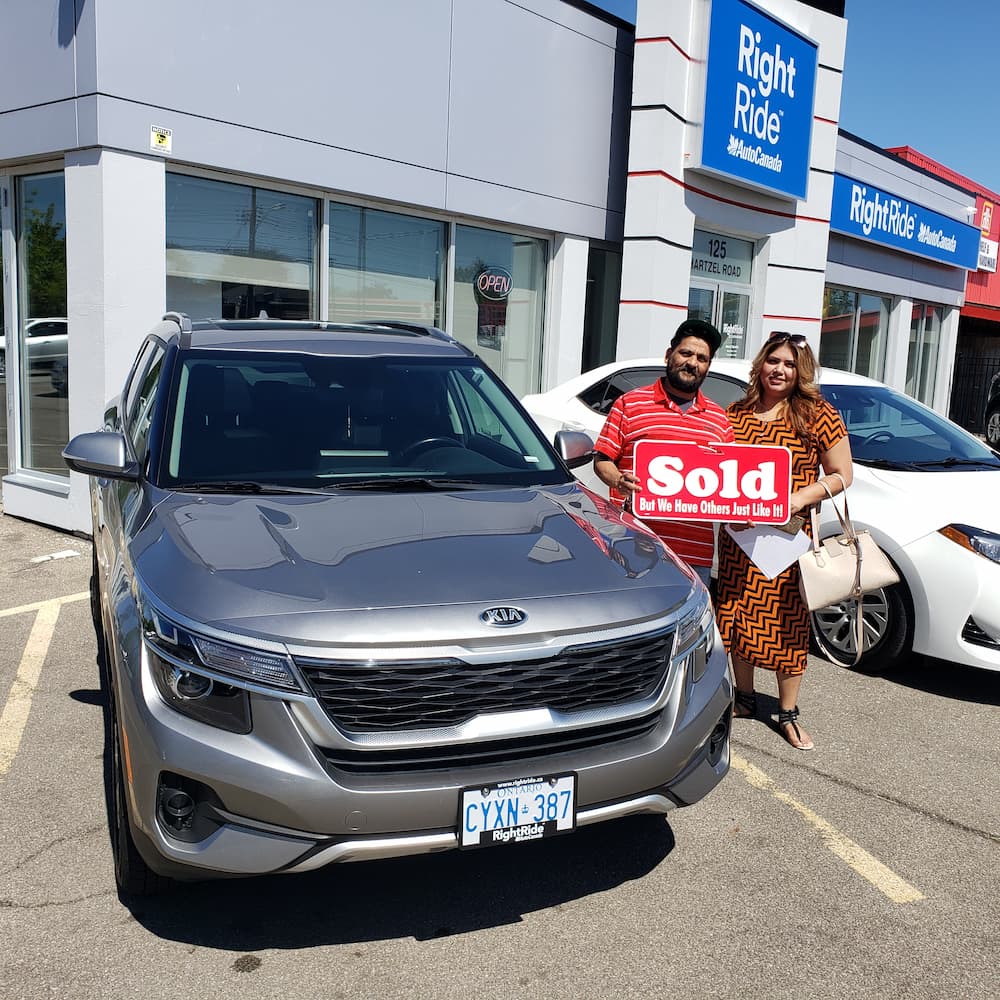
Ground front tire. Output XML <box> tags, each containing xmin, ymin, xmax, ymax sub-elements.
<box><xmin>108</xmin><ymin>695</ymin><xmax>171</xmax><ymax>899</ymax></box>
<box><xmin>810</xmin><ymin>580</ymin><xmax>913</xmax><ymax>673</ymax></box>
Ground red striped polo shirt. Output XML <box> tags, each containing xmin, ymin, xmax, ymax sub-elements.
<box><xmin>595</xmin><ymin>378</ymin><xmax>735</xmax><ymax>567</ymax></box>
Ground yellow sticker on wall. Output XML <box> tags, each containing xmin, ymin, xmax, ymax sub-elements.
<box><xmin>150</xmin><ymin>126</ymin><xmax>173</xmax><ymax>154</ymax></box>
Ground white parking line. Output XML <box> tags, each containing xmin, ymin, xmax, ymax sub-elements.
<box><xmin>0</xmin><ymin>592</ymin><xmax>89</xmax><ymax>619</ymax></box>
<box><xmin>0</xmin><ymin>593</ymin><xmax>89</xmax><ymax>778</ymax></box>
<box><xmin>731</xmin><ymin>752</ymin><xmax>925</xmax><ymax>904</ymax></box>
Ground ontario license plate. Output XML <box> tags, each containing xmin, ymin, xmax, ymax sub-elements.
<box><xmin>460</xmin><ymin>773</ymin><xmax>577</xmax><ymax>849</ymax></box>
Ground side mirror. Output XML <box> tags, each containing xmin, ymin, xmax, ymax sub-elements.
<box><xmin>554</xmin><ymin>430</ymin><xmax>595</xmax><ymax>470</ymax></box>
<box><xmin>62</xmin><ymin>432</ymin><xmax>140</xmax><ymax>481</ymax></box>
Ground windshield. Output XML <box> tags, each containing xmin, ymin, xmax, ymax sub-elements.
<box><xmin>156</xmin><ymin>352</ymin><xmax>567</xmax><ymax>490</ymax></box>
<box><xmin>822</xmin><ymin>383</ymin><xmax>1000</xmax><ymax>469</ymax></box>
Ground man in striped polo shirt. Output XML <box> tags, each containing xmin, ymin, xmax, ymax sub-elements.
<box><xmin>593</xmin><ymin>318</ymin><xmax>735</xmax><ymax>588</ymax></box>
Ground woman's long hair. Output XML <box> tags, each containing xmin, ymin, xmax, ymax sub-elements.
<box><xmin>730</xmin><ymin>333</ymin><xmax>823</xmax><ymax>442</ymax></box>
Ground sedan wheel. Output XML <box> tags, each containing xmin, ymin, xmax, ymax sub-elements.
<box><xmin>810</xmin><ymin>581</ymin><xmax>913</xmax><ymax>673</ymax></box>
<box><xmin>986</xmin><ymin>407</ymin><xmax>1000</xmax><ymax>448</ymax></box>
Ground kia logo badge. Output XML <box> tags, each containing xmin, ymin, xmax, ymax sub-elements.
<box><xmin>480</xmin><ymin>606</ymin><xmax>527</xmax><ymax>627</ymax></box>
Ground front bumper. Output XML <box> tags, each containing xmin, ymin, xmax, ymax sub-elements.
<box><xmin>903</xmin><ymin>531</ymin><xmax>1000</xmax><ymax>671</ymax></box>
<box><xmin>119</xmin><ymin>628</ymin><xmax>733</xmax><ymax>879</ymax></box>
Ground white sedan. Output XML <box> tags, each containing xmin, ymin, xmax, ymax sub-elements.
<box><xmin>523</xmin><ymin>358</ymin><xmax>1000</xmax><ymax>674</ymax></box>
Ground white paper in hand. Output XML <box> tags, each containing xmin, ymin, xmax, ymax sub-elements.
<box><xmin>724</xmin><ymin>524</ymin><xmax>811</xmax><ymax>580</ymax></box>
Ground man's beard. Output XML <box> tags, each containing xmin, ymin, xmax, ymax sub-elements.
<box><xmin>664</xmin><ymin>361</ymin><xmax>705</xmax><ymax>394</ymax></box>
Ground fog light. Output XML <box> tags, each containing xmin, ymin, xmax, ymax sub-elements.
<box><xmin>708</xmin><ymin>713</ymin><xmax>729</xmax><ymax>765</ymax></box>
<box><xmin>159</xmin><ymin>787</ymin><xmax>195</xmax><ymax>833</ymax></box>
<box><xmin>168</xmin><ymin>667</ymin><xmax>214</xmax><ymax>700</ymax></box>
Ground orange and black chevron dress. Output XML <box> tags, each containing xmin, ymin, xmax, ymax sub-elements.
<box><xmin>716</xmin><ymin>398</ymin><xmax>847</xmax><ymax>675</ymax></box>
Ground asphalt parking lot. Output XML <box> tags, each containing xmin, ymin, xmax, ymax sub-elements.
<box><xmin>1</xmin><ymin>505</ymin><xmax>998</xmax><ymax>1000</ymax></box>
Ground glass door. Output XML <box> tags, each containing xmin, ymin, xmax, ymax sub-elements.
<box><xmin>688</xmin><ymin>230</ymin><xmax>754</xmax><ymax>358</ymax></box>
<box><xmin>688</xmin><ymin>285</ymin><xmax>715</xmax><ymax>325</ymax></box>
<box><xmin>687</xmin><ymin>284</ymin><xmax>749</xmax><ymax>359</ymax></box>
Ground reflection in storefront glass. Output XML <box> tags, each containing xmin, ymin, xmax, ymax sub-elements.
<box><xmin>453</xmin><ymin>226</ymin><xmax>546</xmax><ymax>397</ymax></box>
<box><xmin>166</xmin><ymin>174</ymin><xmax>318</xmax><ymax>320</ymax></box>
<box><xmin>581</xmin><ymin>247</ymin><xmax>622</xmax><ymax>371</ymax></box>
<box><xmin>0</xmin><ymin>238</ymin><xmax>6</xmax><ymax>477</ymax></box>
<box><xmin>329</xmin><ymin>204</ymin><xmax>445</xmax><ymax>326</ymax></box>
<box><xmin>906</xmin><ymin>303</ymin><xmax>941</xmax><ymax>404</ymax></box>
<box><xmin>820</xmin><ymin>286</ymin><xmax>889</xmax><ymax>379</ymax></box>
<box><xmin>17</xmin><ymin>173</ymin><xmax>69</xmax><ymax>477</ymax></box>
<box><xmin>820</xmin><ymin>286</ymin><xmax>857</xmax><ymax>371</ymax></box>
<box><xmin>855</xmin><ymin>293</ymin><xmax>889</xmax><ymax>379</ymax></box>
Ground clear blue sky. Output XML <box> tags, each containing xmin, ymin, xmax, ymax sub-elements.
<box><xmin>591</xmin><ymin>0</ymin><xmax>1000</xmax><ymax>196</ymax></box>
<box><xmin>840</xmin><ymin>0</ymin><xmax>1000</xmax><ymax>196</ymax></box>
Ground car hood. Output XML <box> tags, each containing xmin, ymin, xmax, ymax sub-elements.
<box><xmin>832</xmin><ymin>465</ymin><xmax>1000</xmax><ymax>549</ymax></box>
<box><xmin>130</xmin><ymin>483</ymin><xmax>696</xmax><ymax>647</ymax></box>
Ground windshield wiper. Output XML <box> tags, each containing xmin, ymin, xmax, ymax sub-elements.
<box><xmin>907</xmin><ymin>457</ymin><xmax>1000</xmax><ymax>469</ymax></box>
<box><xmin>857</xmin><ymin>458</ymin><xmax>925</xmax><ymax>471</ymax></box>
<box><xmin>331</xmin><ymin>477</ymin><xmax>485</xmax><ymax>492</ymax></box>
<box><xmin>173</xmin><ymin>481</ymin><xmax>330</xmax><ymax>495</ymax></box>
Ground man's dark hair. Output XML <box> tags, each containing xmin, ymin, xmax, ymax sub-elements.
<box><xmin>670</xmin><ymin>318</ymin><xmax>723</xmax><ymax>356</ymax></box>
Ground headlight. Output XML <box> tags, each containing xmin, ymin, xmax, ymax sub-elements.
<box><xmin>939</xmin><ymin>524</ymin><xmax>1000</xmax><ymax>565</ymax></box>
<box><xmin>141</xmin><ymin>605</ymin><xmax>302</xmax><ymax>733</ymax></box>
<box><xmin>676</xmin><ymin>596</ymin><xmax>717</xmax><ymax>683</ymax></box>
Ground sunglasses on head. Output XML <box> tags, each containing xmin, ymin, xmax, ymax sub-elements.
<box><xmin>767</xmin><ymin>331</ymin><xmax>807</xmax><ymax>347</ymax></box>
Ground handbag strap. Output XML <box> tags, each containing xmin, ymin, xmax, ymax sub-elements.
<box><xmin>807</xmin><ymin>471</ymin><xmax>866</xmax><ymax>664</ymax></box>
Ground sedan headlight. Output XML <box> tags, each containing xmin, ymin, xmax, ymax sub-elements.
<box><xmin>939</xmin><ymin>524</ymin><xmax>1000</xmax><ymax>565</ymax></box>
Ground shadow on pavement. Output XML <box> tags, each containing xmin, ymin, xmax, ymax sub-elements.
<box><xmin>123</xmin><ymin>812</ymin><xmax>675</xmax><ymax>947</ymax></box>
<box><xmin>873</xmin><ymin>654</ymin><xmax>1000</xmax><ymax>706</ymax></box>
<box><xmin>69</xmin><ymin>687</ymin><xmax>106</xmax><ymax>707</ymax></box>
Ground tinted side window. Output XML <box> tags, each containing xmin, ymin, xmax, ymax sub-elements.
<box><xmin>127</xmin><ymin>345</ymin><xmax>166</xmax><ymax>463</ymax></box>
<box><xmin>577</xmin><ymin>367</ymin><xmax>663</xmax><ymax>415</ymax></box>
<box><xmin>122</xmin><ymin>340</ymin><xmax>157</xmax><ymax>426</ymax></box>
<box><xmin>702</xmin><ymin>374</ymin><xmax>747</xmax><ymax>410</ymax></box>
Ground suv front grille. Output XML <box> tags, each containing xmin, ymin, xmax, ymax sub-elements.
<box><xmin>295</xmin><ymin>627</ymin><xmax>674</xmax><ymax>734</ymax></box>
<box><xmin>320</xmin><ymin>713</ymin><xmax>661</xmax><ymax>774</ymax></box>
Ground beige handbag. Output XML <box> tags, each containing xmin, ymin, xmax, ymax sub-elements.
<box><xmin>798</xmin><ymin>473</ymin><xmax>899</xmax><ymax>662</ymax></box>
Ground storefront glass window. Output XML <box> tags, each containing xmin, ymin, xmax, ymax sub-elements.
<box><xmin>906</xmin><ymin>303</ymin><xmax>942</xmax><ymax>404</ymax></box>
<box><xmin>581</xmin><ymin>246</ymin><xmax>622</xmax><ymax>371</ymax></box>
<box><xmin>328</xmin><ymin>204</ymin><xmax>445</xmax><ymax>326</ymax></box>
<box><xmin>820</xmin><ymin>286</ymin><xmax>889</xmax><ymax>379</ymax></box>
<box><xmin>0</xmin><ymin>238</ymin><xmax>7</xmax><ymax>476</ymax></box>
<box><xmin>166</xmin><ymin>174</ymin><xmax>318</xmax><ymax>320</ymax></box>
<box><xmin>453</xmin><ymin>226</ymin><xmax>546</xmax><ymax>397</ymax></box>
<box><xmin>16</xmin><ymin>173</ymin><xmax>69</xmax><ymax>477</ymax></box>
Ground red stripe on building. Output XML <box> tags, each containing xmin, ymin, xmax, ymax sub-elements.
<box><xmin>619</xmin><ymin>299</ymin><xmax>688</xmax><ymax>311</ymax></box>
<box><xmin>762</xmin><ymin>314</ymin><xmax>822</xmax><ymax>323</ymax></box>
<box><xmin>633</xmin><ymin>36</ymin><xmax>694</xmax><ymax>61</ymax></box>
<box><xmin>627</xmin><ymin>169</ymin><xmax>829</xmax><ymax>224</ymax></box>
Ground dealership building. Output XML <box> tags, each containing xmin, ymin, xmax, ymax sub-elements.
<box><xmin>0</xmin><ymin>0</ymin><xmax>986</xmax><ymax>533</ymax></box>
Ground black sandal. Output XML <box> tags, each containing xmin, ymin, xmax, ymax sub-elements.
<box><xmin>733</xmin><ymin>688</ymin><xmax>757</xmax><ymax>719</ymax></box>
<box><xmin>777</xmin><ymin>706</ymin><xmax>814</xmax><ymax>751</ymax></box>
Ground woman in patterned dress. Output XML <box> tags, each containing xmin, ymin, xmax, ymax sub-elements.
<box><xmin>715</xmin><ymin>332</ymin><xmax>854</xmax><ymax>751</ymax></box>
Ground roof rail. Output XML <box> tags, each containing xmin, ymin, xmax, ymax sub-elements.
<box><xmin>162</xmin><ymin>311</ymin><xmax>192</xmax><ymax>332</ymax></box>
<box><xmin>362</xmin><ymin>319</ymin><xmax>458</xmax><ymax>345</ymax></box>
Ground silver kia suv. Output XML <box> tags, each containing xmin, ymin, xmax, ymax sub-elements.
<box><xmin>64</xmin><ymin>313</ymin><xmax>732</xmax><ymax>896</ymax></box>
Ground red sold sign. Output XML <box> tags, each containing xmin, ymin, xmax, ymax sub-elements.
<box><xmin>632</xmin><ymin>441</ymin><xmax>793</xmax><ymax>524</ymax></box>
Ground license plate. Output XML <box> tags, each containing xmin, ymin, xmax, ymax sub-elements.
<box><xmin>459</xmin><ymin>773</ymin><xmax>576</xmax><ymax>849</ymax></box>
